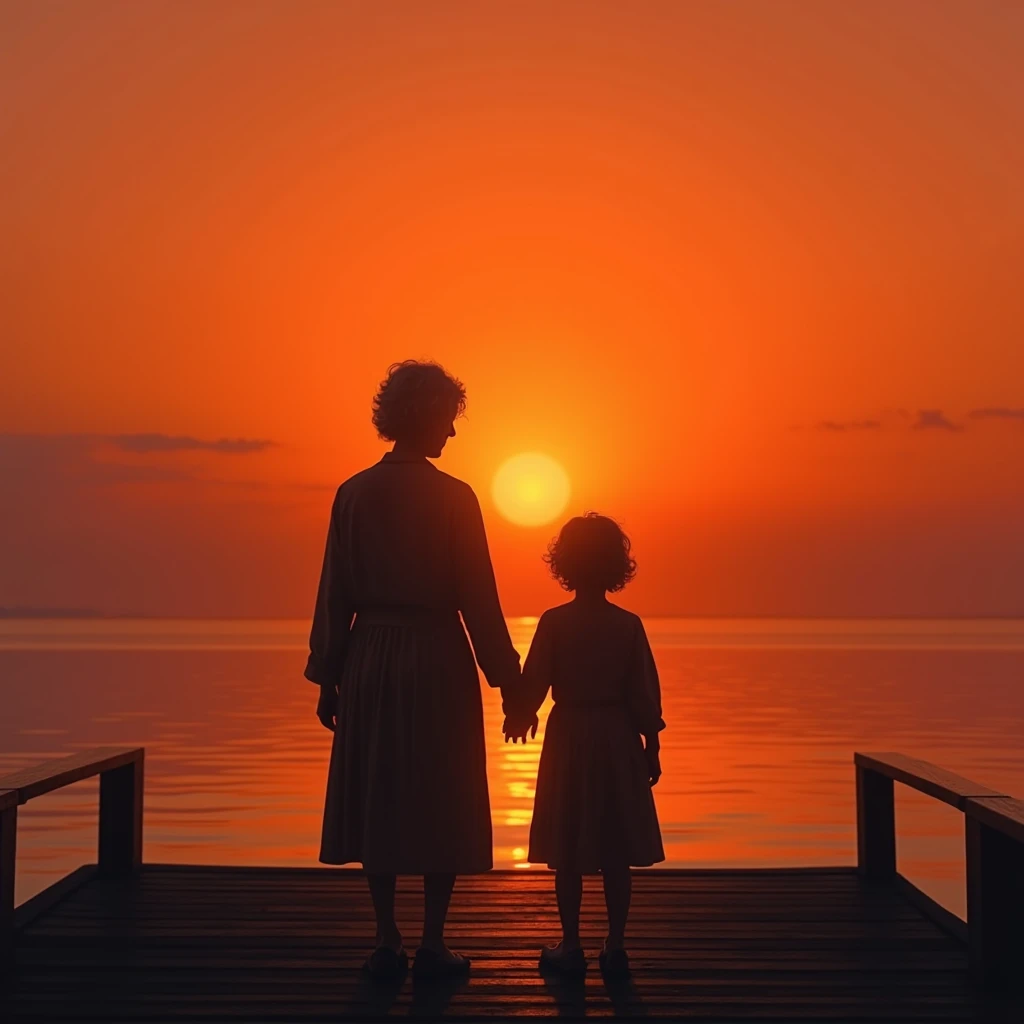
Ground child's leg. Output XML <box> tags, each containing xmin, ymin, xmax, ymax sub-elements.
<box><xmin>554</xmin><ymin>869</ymin><xmax>583</xmax><ymax>950</ymax></box>
<box><xmin>601</xmin><ymin>864</ymin><xmax>632</xmax><ymax>950</ymax></box>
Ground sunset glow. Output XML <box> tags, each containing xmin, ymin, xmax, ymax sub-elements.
<box><xmin>1</xmin><ymin>3</ymin><xmax>1023</xmax><ymax>618</ymax></box>
<box><xmin>492</xmin><ymin>454</ymin><xmax>571</xmax><ymax>528</ymax></box>
<box><xmin>2</xmin><ymin>6</ymin><xmax>1024</xmax><ymax>983</ymax></box>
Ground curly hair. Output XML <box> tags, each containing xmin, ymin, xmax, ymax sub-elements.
<box><xmin>544</xmin><ymin>512</ymin><xmax>637</xmax><ymax>593</ymax></box>
<box><xmin>371</xmin><ymin>360</ymin><xmax>467</xmax><ymax>443</ymax></box>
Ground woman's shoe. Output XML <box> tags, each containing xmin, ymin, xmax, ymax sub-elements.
<box><xmin>598</xmin><ymin>947</ymin><xmax>630</xmax><ymax>979</ymax></box>
<box><xmin>362</xmin><ymin>945</ymin><xmax>408</xmax><ymax>981</ymax></box>
<box><xmin>413</xmin><ymin>947</ymin><xmax>471</xmax><ymax>980</ymax></box>
<box><xmin>539</xmin><ymin>944</ymin><xmax>587</xmax><ymax>976</ymax></box>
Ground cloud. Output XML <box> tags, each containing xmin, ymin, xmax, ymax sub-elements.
<box><xmin>0</xmin><ymin>432</ymin><xmax>274</xmax><ymax>461</ymax></box>
<box><xmin>0</xmin><ymin>432</ymin><xmax>275</xmax><ymax>492</ymax></box>
<box><xmin>912</xmin><ymin>409</ymin><xmax>962</xmax><ymax>432</ymax></box>
<box><xmin>815</xmin><ymin>420</ymin><xmax>882</xmax><ymax>432</ymax></box>
<box><xmin>109</xmin><ymin>433</ymin><xmax>273</xmax><ymax>454</ymax></box>
<box><xmin>969</xmin><ymin>407</ymin><xmax>1024</xmax><ymax>422</ymax></box>
<box><xmin>810</xmin><ymin>406</ymin><xmax>1024</xmax><ymax>435</ymax></box>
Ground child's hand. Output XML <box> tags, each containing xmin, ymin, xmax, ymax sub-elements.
<box><xmin>503</xmin><ymin>713</ymin><xmax>539</xmax><ymax>744</ymax></box>
<box><xmin>644</xmin><ymin>740</ymin><xmax>662</xmax><ymax>786</ymax></box>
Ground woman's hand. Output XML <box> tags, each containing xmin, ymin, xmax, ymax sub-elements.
<box><xmin>316</xmin><ymin>683</ymin><xmax>338</xmax><ymax>732</ymax></box>
<box><xmin>503</xmin><ymin>713</ymin><xmax>538</xmax><ymax>744</ymax></box>
<box><xmin>644</xmin><ymin>737</ymin><xmax>662</xmax><ymax>787</ymax></box>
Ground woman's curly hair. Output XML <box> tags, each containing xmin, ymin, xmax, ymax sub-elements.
<box><xmin>371</xmin><ymin>360</ymin><xmax>467</xmax><ymax>443</ymax></box>
<box><xmin>544</xmin><ymin>512</ymin><xmax>637</xmax><ymax>593</ymax></box>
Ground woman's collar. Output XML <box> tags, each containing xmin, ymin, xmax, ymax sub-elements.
<box><xmin>380</xmin><ymin>450</ymin><xmax>430</xmax><ymax>465</ymax></box>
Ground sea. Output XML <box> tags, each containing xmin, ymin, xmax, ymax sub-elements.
<box><xmin>2</xmin><ymin>617</ymin><xmax>1023</xmax><ymax>917</ymax></box>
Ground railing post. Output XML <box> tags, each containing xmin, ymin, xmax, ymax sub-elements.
<box><xmin>1</xmin><ymin>797</ymin><xmax>16</xmax><ymax>970</ymax></box>
<box><xmin>856</xmin><ymin>764</ymin><xmax>896</xmax><ymax>881</ymax></box>
<box><xmin>99</xmin><ymin>755</ymin><xmax>143</xmax><ymax>877</ymax></box>
<box><xmin>966</xmin><ymin>815</ymin><xmax>1024</xmax><ymax>988</ymax></box>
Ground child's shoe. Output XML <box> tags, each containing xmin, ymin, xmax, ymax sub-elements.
<box><xmin>539</xmin><ymin>942</ymin><xmax>587</xmax><ymax>976</ymax></box>
<box><xmin>413</xmin><ymin>946</ymin><xmax>471</xmax><ymax>980</ymax></box>
<box><xmin>598</xmin><ymin>946</ymin><xmax>630</xmax><ymax>979</ymax></box>
<box><xmin>362</xmin><ymin>945</ymin><xmax>408</xmax><ymax>980</ymax></box>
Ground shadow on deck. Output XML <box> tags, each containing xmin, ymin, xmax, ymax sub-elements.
<box><xmin>3</xmin><ymin>865</ymin><xmax>1001</xmax><ymax>1022</ymax></box>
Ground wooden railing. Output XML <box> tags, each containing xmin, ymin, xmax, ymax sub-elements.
<box><xmin>0</xmin><ymin>746</ymin><xmax>144</xmax><ymax>963</ymax></box>
<box><xmin>855</xmin><ymin>751</ymin><xmax>1024</xmax><ymax>988</ymax></box>
<box><xmin>2</xmin><ymin>747</ymin><xmax>1019</xmax><ymax>991</ymax></box>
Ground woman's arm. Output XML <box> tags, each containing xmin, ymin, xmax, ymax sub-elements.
<box><xmin>305</xmin><ymin>491</ymin><xmax>354</xmax><ymax>727</ymax></box>
<box><xmin>454</xmin><ymin>484</ymin><xmax>521</xmax><ymax>701</ymax></box>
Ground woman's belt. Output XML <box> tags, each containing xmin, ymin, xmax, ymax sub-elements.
<box><xmin>355</xmin><ymin>606</ymin><xmax>460</xmax><ymax>627</ymax></box>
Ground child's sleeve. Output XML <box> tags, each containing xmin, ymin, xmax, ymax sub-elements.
<box><xmin>516</xmin><ymin>612</ymin><xmax>555</xmax><ymax>719</ymax></box>
<box><xmin>629</xmin><ymin>617</ymin><xmax>665</xmax><ymax>737</ymax></box>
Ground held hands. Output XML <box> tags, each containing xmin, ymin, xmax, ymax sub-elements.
<box><xmin>503</xmin><ymin>712</ymin><xmax>538</xmax><ymax>744</ymax></box>
<box><xmin>316</xmin><ymin>683</ymin><xmax>338</xmax><ymax>732</ymax></box>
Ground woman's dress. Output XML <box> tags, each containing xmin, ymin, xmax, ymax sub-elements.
<box><xmin>305</xmin><ymin>450</ymin><xmax>520</xmax><ymax>874</ymax></box>
<box><xmin>520</xmin><ymin>601</ymin><xmax>665</xmax><ymax>872</ymax></box>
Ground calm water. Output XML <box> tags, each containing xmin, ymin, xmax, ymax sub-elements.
<box><xmin>2</xmin><ymin>617</ymin><xmax>1024</xmax><ymax>917</ymax></box>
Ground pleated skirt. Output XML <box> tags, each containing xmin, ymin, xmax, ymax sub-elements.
<box><xmin>528</xmin><ymin>703</ymin><xmax>665</xmax><ymax>872</ymax></box>
<box><xmin>320</xmin><ymin>611</ymin><xmax>493</xmax><ymax>874</ymax></box>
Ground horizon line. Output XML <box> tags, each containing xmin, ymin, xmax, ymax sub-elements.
<box><xmin>3</xmin><ymin>610</ymin><xmax>1024</xmax><ymax>623</ymax></box>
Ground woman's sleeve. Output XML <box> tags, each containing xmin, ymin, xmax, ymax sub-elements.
<box><xmin>629</xmin><ymin>617</ymin><xmax>666</xmax><ymax>737</ymax></box>
<box><xmin>303</xmin><ymin>491</ymin><xmax>354</xmax><ymax>686</ymax></box>
<box><xmin>454</xmin><ymin>485</ymin><xmax>521</xmax><ymax>694</ymax></box>
<box><xmin>518</xmin><ymin>612</ymin><xmax>554</xmax><ymax>718</ymax></box>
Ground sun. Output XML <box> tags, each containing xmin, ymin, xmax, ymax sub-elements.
<box><xmin>492</xmin><ymin>453</ymin><xmax>571</xmax><ymax>527</ymax></box>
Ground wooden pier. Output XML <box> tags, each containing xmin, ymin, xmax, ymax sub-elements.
<box><xmin>2</xmin><ymin>748</ymin><xmax>1022</xmax><ymax>1021</ymax></box>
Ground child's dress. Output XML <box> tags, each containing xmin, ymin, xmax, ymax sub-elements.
<box><xmin>520</xmin><ymin>601</ymin><xmax>665</xmax><ymax>872</ymax></box>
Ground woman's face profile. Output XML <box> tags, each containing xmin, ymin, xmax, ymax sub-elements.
<box><xmin>425</xmin><ymin>417</ymin><xmax>457</xmax><ymax>459</ymax></box>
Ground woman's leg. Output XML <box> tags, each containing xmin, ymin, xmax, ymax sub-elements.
<box><xmin>422</xmin><ymin>873</ymin><xmax>456</xmax><ymax>952</ymax></box>
<box><xmin>601</xmin><ymin>864</ymin><xmax>631</xmax><ymax>950</ymax></box>
<box><xmin>555</xmin><ymin>870</ymin><xmax>583</xmax><ymax>950</ymax></box>
<box><xmin>367</xmin><ymin>873</ymin><xmax>402</xmax><ymax>949</ymax></box>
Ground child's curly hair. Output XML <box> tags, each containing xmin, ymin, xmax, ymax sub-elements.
<box><xmin>544</xmin><ymin>512</ymin><xmax>637</xmax><ymax>593</ymax></box>
<box><xmin>371</xmin><ymin>360</ymin><xmax>467</xmax><ymax>442</ymax></box>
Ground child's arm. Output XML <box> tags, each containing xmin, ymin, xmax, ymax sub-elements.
<box><xmin>630</xmin><ymin>617</ymin><xmax>665</xmax><ymax>784</ymax></box>
<box><xmin>504</xmin><ymin>612</ymin><xmax>554</xmax><ymax>742</ymax></box>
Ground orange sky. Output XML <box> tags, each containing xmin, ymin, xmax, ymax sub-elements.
<box><xmin>2</xmin><ymin>1</ymin><xmax>1023</xmax><ymax>617</ymax></box>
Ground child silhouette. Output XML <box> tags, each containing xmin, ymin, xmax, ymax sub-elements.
<box><xmin>505</xmin><ymin>513</ymin><xmax>665</xmax><ymax>978</ymax></box>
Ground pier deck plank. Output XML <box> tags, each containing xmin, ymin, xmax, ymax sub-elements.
<box><xmin>5</xmin><ymin>865</ymin><xmax>990</xmax><ymax>1021</ymax></box>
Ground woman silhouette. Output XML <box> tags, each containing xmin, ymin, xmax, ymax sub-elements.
<box><xmin>305</xmin><ymin>360</ymin><xmax>523</xmax><ymax>980</ymax></box>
